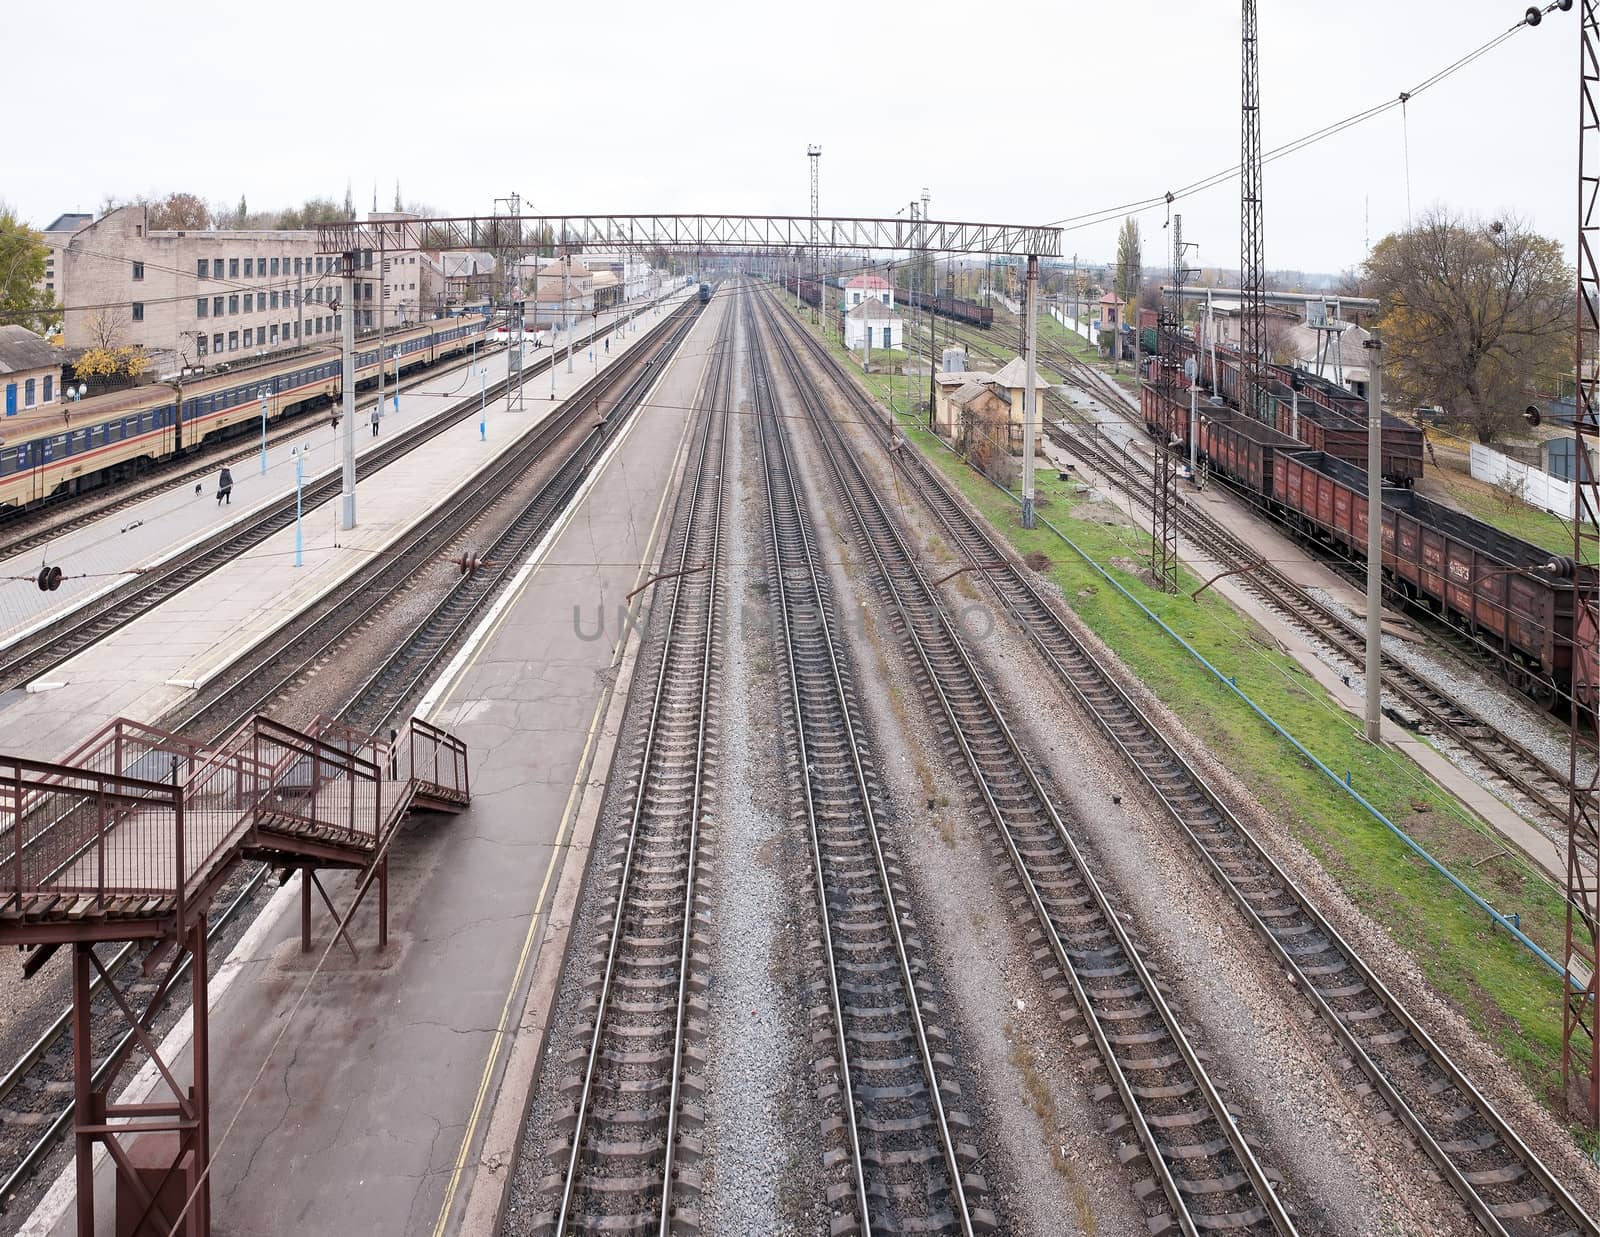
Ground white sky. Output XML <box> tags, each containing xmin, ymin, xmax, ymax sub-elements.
<box><xmin>5</xmin><ymin>0</ymin><xmax>1576</xmax><ymax>275</ymax></box>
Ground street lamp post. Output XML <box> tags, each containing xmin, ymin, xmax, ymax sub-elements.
<box><xmin>293</xmin><ymin>446</ymin><xmax>304</xmax><ymax>567</ymax></box>
<box><xmin>258</xmin><ymin>388</ymin><xmax>269</xmax><ymax>475</ymax></box>
<box><xmin>480</xmin><ymin>370</ymin><xmax>488</xmax><ymax>440</ymax></box>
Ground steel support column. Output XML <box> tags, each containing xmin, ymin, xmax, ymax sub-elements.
<box><xmin>1566</xmin><ymin>0</ymin><xmax>1600</xmax><ymax>1129</ymax></box>
<box><xmin>1239</xmin><ymin>0</ymin><xmax>1267</xmax><ymax>422</ymax></box>
<box><xmin>1021</xmin><ymin>255</ymin><xmax>1039</xmax><ymax>529</ymax></box>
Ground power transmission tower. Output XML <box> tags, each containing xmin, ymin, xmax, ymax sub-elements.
<box><xmin>1240</xmin><ymin>0</ymin><xmax>1267</xmax><ymax>422</ymax></box>
<box><xmin>1567</xmin><ymin>0</ymin><xmax>1600</xmax><ymax>1131</ymax></box>
<box><xmin>1150</xmin><ymin>214</ymin><xmax>1193</xmax><ymax>594</ymax></box>
<box><xmin>808</xmin><ymin>145</ymin><xmax>822</xmax><ymax>322</ymax></box>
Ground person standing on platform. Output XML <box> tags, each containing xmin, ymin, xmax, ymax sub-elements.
<box><xmin>371</xmin><ymin>405</ymin><xmax>381</xmax><ymax>437</ymax></box>
<box><xmin>216</xmin><ymin>466</ymin><xmax>233</xmax><ymax>506</ymax></box>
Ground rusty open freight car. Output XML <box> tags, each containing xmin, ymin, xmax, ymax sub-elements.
<box><xmin>1273</xmin><ymin>449</ymin><xmax>1591</xmax><ymax>706</ymax></box>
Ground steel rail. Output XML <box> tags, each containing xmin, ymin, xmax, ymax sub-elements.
<box><xmin>934</xmin><ymin>313</ymin><xmax>1577</xmax><ymax>839</ymax></box>
<box><xmin>2</xmin><ymin>301</ymin><xmax>704</xmax><ymax>901</ymax></box>
<box><xmin>758</xmin><ymin>287</ymin><xmax>1295</xmax><ymax>1237</ymax></box>
<box><xmin>0</xmin><ymin>302</ymin><xmax>706</xmax><ymax>1218</ymax></box>
<box><xmin>795</xmin><ymin>301</ymin><xmax>1600</xmax><ymax>1237</ymax></box>
<box><xmin>1042</xmin><ymin>410</ymin><xmax>1575</xmax><ymax>830</ymax></box>
<box><xmin>0</xmin><ymin>302</ymin><xmax>666</xmax><ymax>694</ymax></box>
<box><xmin>748</xmin><ymin>291</ymin><xmax>975</xmax><ymax>1236</ymax></box>
<box><xmin>0</xmin><ymin>863</ymin><xmax>269</xmax><ymax>1212</ymax></box>
<box><xmin>552</xmin><ymin>293</ymin><xmax>730</xmax><ymax>1235</ymax></box>
<box><xmin>0</xmin><ymin>338</ymin><xmax>510</xmax><ymax>567</ymax></box>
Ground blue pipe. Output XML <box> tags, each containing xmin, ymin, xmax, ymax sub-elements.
<box><xmin>929</xmin><ymin>423</ymin><xmax>1574</xmax><ymax>986</ymax></box>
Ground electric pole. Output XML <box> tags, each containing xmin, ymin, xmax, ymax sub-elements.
<box><xmin>340</xmin><ymin>252</ymin><xmax>357</xmax><ymax>529</ymax></box>
<box><xmin>1240</xmin><ymin>0</ymin><xmax>1267</xmax><ymax>421</ymax></box>
<box><xmin>1020</xmin><ymin>255</ymin><xmax>1039</xmax><ymax>529</ymax></box>
<box><xmin>809</xmin><ymin>145</ymin><xmax>821</xmax><ymax>324</ymax></box>
<box><xmin>1363</xmin><ymin>332</ymin><xmax>1384</xmax><ymax>743</ymax></box>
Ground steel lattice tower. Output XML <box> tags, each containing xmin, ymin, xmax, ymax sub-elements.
<box><xmin>1240</xmin><ymin>0</ymin><xmax>1266</xmax><ymax>421</ymax></box>
<box><xmin>808</xmin><ymin>146</ymin><xmax>821</xmax><ymax>291</ymax></box>
<box><xmin>1567</xmin><ymin>0</ymin><xmax>1600</xmax><ymax>1129</ymax></box>
<box><xmin>1150</xmin><ymin>215</ymin><xmax>1187</xmax><ymax>594</ymax></box>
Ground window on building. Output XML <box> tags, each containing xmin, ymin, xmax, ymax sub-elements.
<box><xmin>229</xmin><ymin>295</ymin><xmax>239</xmax><ymax>314</ymax></box>
<box><xmin>364</xmin><ymin>250</ymin><xmax>373</xmax><ymax>270</ymax></box>
<box><xmin>197</xmin><ymin>299</ymin><xmax>208</xmax><ymax>319</ymax></box>
<box><xmin>315</xmin><ymin>257</ymin><xmax>324</xmax><ymax>274</ymax></box>
<box><xmin>364</xmin><ymin>282</ymin><xmax>373</xmax><ymax>300</ymax></box>
<box><xmin>272</xmin><ymin>257</ymin><xmax>280</xmax><ymax>276</ymax></box>
<box><xmin>197</xmin><ymin>259</ymin><xmax>208</xmax><ymax>280</ymax></box>
<box><xmin>132</xmin><ymin>261</ymin><xmax>144</xmax><ymax>281</ymax></box>
<box><xmin>229</xmin><ymin>258</ymin><xmax>239</xmax><ymax>278</ymax></box>
<box><xmin>270</xmin><ymin>324</ymin><xmax>278</xmax><ymax>343</ymax></box>
<box><xmin>270</xmin><ymin>291</ymin><xmax>279</xmax><ymax>309</ymax></box>
<box><xmin>213</xmin><ymin>332</ymin><xmax>224</xmax><ymax>353</ymax></box>
<box><xmin>244</xmin><ymin>293</ymin><xmax>253</xmax><ymax>312</ymax></box>
<box><xmin>282</xmin><ymin>320</ymin><xmax>290</xmax><ymax>339</ymax></box>
<box><xmin>293</xmin><ymin>321</ymin><xmax>300</xmax><ymax>338</ymax></box>
<box><xmin>228</xmin><ymin>331</ymin><xmax>238</xmax><ymax>351</ymax></box>
<box><xmin>214</xmin><ymin>296</ymin><xmax>225</xmax><ymax>317</ymax></box>
<box><xmin>43</xmin><ymin>376</ymin><xmax>53</xmax><ymax>403</ymax></box>
<box><xmin>24</xmin><ymin>379</ymin><xmax>35</xmax><ymax>408</ymax></box>
<box><xmin>244</xmin><ymin>258</ymin><xmax>253</xmax><ymax>278</ymax></box>
<box><xmin>196</xmin><ymin>336</ymin><xmax>207</xmax><ymax>357</ymax></box>
<box><xmin>244</xmin><ymin>328</ymin><xmax>253</xmax><ymax>347</ymax></box>
<box><xmin>131</xmin><ymin>302</ymin><xmax>144</xmax><ymax>322</ymax></box>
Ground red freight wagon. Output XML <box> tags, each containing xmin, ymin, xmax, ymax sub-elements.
<box><xmin>1274</xmin><ymin>450</ymin><xmax>1587</xmax><ymax>705</ymax></box>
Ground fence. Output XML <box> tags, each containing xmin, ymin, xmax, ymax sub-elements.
<box><xmin>1469</xmin><ymin>443</ymin><xmax>1582</xmax><ymax>521</ymax></box>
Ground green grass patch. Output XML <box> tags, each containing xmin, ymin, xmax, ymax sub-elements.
<box><xmin>782</xmin><ymin>294</ymin><xmax>1578</xmax><ymax>1121</ymax></box>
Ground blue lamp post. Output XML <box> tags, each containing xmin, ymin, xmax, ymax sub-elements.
<box><xmin>258</xmin><ymin>388</ymin><xmax>269</xmax><ymax>474</ymax></box>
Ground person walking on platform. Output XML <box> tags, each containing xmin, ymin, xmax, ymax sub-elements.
<box><xmin>371</xmin><ymin>405</ymin><xmax>381</xmax><ymax>438</ymax></box>
<box><xmin>216</xmin><ymin>466</ymin><xmax>233</xmax><ymax>506</ymax></box>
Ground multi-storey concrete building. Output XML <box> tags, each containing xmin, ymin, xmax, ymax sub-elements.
<box><xmin>58</xmin><ymin>206</ymin><xmax>366</xmax><ymax>373</ymax></box>
<box><xmin>38</xmin><ymin>213</ymin><xmax>92</xmax><ymax>315</ymax></box>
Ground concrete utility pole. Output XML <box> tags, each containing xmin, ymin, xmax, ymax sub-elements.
<box><xmin>340</xmin><ymin>252</ymin><xmax>357</xmax><ymax>530</ymax></box>
<box><xmin>1021</xmin><ymin>254</ymin><xmax>1040</xmax><ymax>529</ymax></box>
<box><xmin>1363</xmin><ymin>332</ymin><xmax>1384</xmax><ymax>742</ymax></box>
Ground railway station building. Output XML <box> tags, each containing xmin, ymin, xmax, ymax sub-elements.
<box><xmin>843</xmin><ymin>298</ymin><xmax>903</xmax><ymax>351</ymax></box>
<box><xmin>0</xmin><ymin>325</ymin><xmax>65</xmax><ymax>416</ymax></box>
<box><xmin>845</xmin><ymin>273</ymin><xmax>894</xmax><ymax>308</ymax></box>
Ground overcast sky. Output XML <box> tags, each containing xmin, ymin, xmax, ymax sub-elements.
<box><xmin>6</xmin><ymin>0</ymin><xmax>1575</xmax><ymax>276</ymax></box>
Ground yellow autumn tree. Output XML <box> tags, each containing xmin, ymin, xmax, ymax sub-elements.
<box><xmin>74</xmin><ymin>345</ymin><xmax>151</xmax><ymax>383</ymax></box>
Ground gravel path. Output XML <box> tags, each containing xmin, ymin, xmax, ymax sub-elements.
<box><xmin>697</xmin><ymin>328</ymin><xmax>826</xmax><ymax>1236</ymax></box>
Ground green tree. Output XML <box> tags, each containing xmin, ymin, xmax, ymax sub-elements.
<box><xmin>0</xmin><ymin>209</ymin><xmax>59</xmax><ymax>333</ymax></box>
<box><xmin>1114</xmin><ymin>217</ymin><xmax>1142</xmax><ymax>304</ymax></box>
<box><xmin>1365</xmin><ymin>209</ymin><xmax>1573</xmax><ymax>443</ymax></box>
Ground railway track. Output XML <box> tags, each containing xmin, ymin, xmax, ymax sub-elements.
<box><xmin>758</xmin><ymin>286</ymin><xmax>1296</xmax><ymax>1236</ymax></box>
<box><xmin>0</xmin><ymin>337</ymin><xmax>509</xmax><ymax>567</ymax></box>
<box><xmin>0</xmin><ymin>301</ymin><xmax>707</xmax><ymax>1219</ymax></box>
<box><xmin>747</xmin><ymin>290</ymin><xmax>990</xmax><ymax>1235</ymax></box>
<box><xmin>1042</xmin><ymin>411</ymin><xmax>1575</xmax><ymax>830</ymax></box>
<box><xmin>534</xmin><ymin>287</ymin><xmax>731</xmax><ymax>1235</ymax></box>
<box><xmin>787</xmin><ymin>298</ymin><xmax>1600</xmax><ymax>1236</ymax></box>
<box><xmin>925</xmin><ymin>314</ymin><xmax>1578</xmax><ymax>838</ymax></box>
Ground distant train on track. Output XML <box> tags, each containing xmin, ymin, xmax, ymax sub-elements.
<box><xmin>1140</xmin><ymin>374</ymin><xmax>1596</xmax><ymax>710</ymax></box>
<box><xmin>891</xmin><ymin>285</ymin><xmax>995</xmax><ymax>330</ymax></box>
<box><xmin>0</xmin><ymin>317</ymin><xmax>490</xmax><ymax>512</ymax></box>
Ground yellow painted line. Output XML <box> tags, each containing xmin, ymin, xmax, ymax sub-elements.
<box><xmin>428</xmin><ymin>307</ymin><xmax>714</xmax><ymax>1237</ymax></box>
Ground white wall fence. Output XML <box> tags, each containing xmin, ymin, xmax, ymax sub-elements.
<box><xmin>1469</xmin><ymin>443</ymin><xmax>1581</xmax><ymax>521</ymax></box>
<box><xmin>1048</xmin><ymin>305</ymin><xmax>1096</xmax><ymax>343</ymax></box>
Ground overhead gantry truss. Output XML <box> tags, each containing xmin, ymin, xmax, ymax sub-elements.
<box><xmin>316</xmin><ymin>213</ymin><xmax>1062</xmax><ymax>258</ymax></box>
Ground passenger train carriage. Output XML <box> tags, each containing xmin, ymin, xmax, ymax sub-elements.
<box><xmin>1</xmin><ymin>317</ymin><xmax>489</xmax><ymax>510</ymax></box>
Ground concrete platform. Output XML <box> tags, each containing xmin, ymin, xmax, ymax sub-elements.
<box><xmin>19</xmin><ymin>285</ymin><xmax>728</xmax><ymax>1237</ymax></box>
<box><xmin>0</xmin><ymin>290</ymin><xmax>694</xmax><ymax>766</ymax></box>
<box><xmin>0</xmin><ymin>289</ymin><xmax>686</xmax><ymax>651</ymax></box>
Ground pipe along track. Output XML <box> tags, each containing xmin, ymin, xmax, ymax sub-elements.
<box><xmin>785</xmin><ymin>292</ymin><xmax>1597</xmax><ymax>1237</ymax></box>
<box><xmin>760</xmin><ymin>286</ymin><xmax>1295</xmax><ymax>1235</ymax></box>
